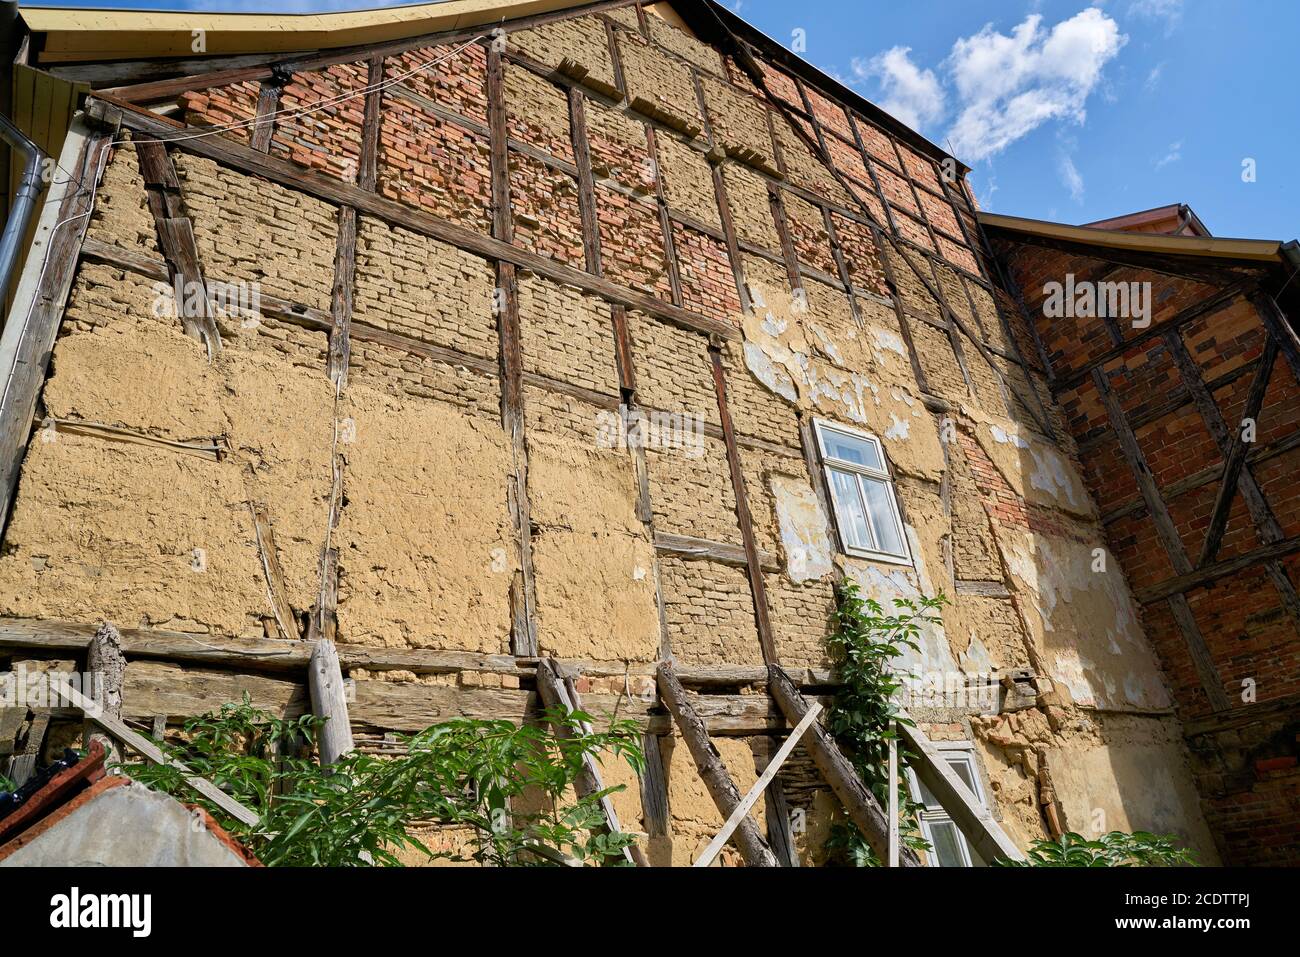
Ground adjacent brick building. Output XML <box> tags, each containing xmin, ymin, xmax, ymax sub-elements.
<box><xmin>0</xmin><ymin>0</ymin><xmax>1291</xmax><ymax>865</ymax></box>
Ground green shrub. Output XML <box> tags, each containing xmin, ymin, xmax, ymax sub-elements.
<box><xmin>121</xmin><ymin>695</ymin><xmax>644</xmax><ymax>867</ymax></box>
<box><xmin>997</xmin><ymin>830</ymin><xmax>1197</xmax><ymax>867</ymax></box>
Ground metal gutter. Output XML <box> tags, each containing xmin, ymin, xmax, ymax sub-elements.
<box><xmin>0</xmin><ymin>110</ymin><xmax>44</xmax><ymax>301</ymax></box>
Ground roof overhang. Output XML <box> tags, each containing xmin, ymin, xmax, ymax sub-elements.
<box><xmin>979</xmin><ymin>211</ymin><xmax>1288</xmax><ymax>265</ymax></box>
<box><xmin>21</xmin><ymin>0</ymin><xmax>579</xmax><ymax>62</ymax></box>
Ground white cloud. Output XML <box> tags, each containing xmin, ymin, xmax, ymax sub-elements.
<box><xmin>1153</xmin><ymin>140</ymin><xmax>1183</xmax><ymax>170</ymax></box>
<box><xmin>1130</xmin><ymin>0</ymin><xmax>1184</xmax><ymax>32</ymax></box>
<box><xmin>1058</xmin><ymin>153</ymin><xmax>1085</xmax><ymax>202</ymax></box>
<box><xmin>852</xmin><ymin>46</ymin><xmax>945</xmax><ymax>131</ymax></box>
<box><xmin>944</xmin><ymin>10</ymin><xmax>1127</xmax><ymax>161</ymax></box>
<box><xmin>1144</xmin><ymin>62</ymin><xmax>1165</xmax><ymax>91</ymax></box>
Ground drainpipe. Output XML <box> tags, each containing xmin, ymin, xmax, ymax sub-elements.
<box><xmin>0</xmin><ymin>110</ymin><xmax>45</xmax><ymax>302</ymax></box>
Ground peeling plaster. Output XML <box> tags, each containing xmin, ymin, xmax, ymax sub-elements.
<box><xmin>976</xmin><ymin>417</ymin><xmax>1092</xmax><ymax>518</ymax></box>
<box><xmin>995</xmin><ymin>528</ymin><xmax>1170</xmax><ymax>711</ymax></box>
<box><xmin>737</xmin><ymin>287</ymin><xmax>943</xmax><ymax>482</ymax></box>
<box><xmin>770</xmin><ymin>474</ymin><xmax>834</xmax><ymax>583</ymax></box>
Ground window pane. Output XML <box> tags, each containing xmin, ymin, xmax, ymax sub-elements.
<box><xmin>948</xmin><ymin>756</ymin><xmax>978</xmax><ymax>797</ymax></box>
<box><xmin>829</xmin><ymin>468</ymin><xmax>873</xmax><ymax>550</ymax></box>
<box><xmin>861</xmin><ymin>477</ymin><xmax>905</xmax><ymax>556</ymax></box>
<box><xmin>821</xmin><ymin>429</ymin><xmax>882</xmax><ymax>470</ymax></box>
<box><xmin>928</xmin><ymin>821</ymin><xmax>969</xmax><ymax>867</ymax></box>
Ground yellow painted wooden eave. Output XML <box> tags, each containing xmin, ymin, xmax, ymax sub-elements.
<box><xmin>22</xmin><ymin>0</ymin><xmax>583</xmax><ymax>62</ymax></box>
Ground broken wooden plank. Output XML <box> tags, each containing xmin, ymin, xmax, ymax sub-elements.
<box><xmin>82</xmin><ymin>621</ymin><xmax>125</xmax><ymax>764</ymax></box>
<box><xmin>6</xmin><ymin>712</ymin><xmax>48</xmax><ymax>787</ymax></box>
<box><xmin>767</xmin><ymin>663</ymin><xmax>921</xmax><ymax>865</ymax></box>
<box><xmin>693</xmin><ymin>699</ymin><xmax>820</xmax><ymax>867</ymax></box>
<box><xmin>249</xmin><ymin>503</ymin><xmax>300</xmax><ymax>642</ymax></box>
<box><xmin>308</xmin><ymin>638</ymin><xmax>354</xmax><ymax>766</ymax></box>
<box><xmin>52</xmin><ymin>677</ymin><xmax>261</xmax><ymax>828</ymax></box>
<box><xmin>657</xmin><ymin>661</ymin><xmax>778</xmax><ymax>866</ymax></box>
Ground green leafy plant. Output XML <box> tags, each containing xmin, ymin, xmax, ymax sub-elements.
<box><xmin>121</xmin><ymin>695</ymin><xmax>644</xmax><ymax>867</ymax></box>
<box><xmin>823</xmin><ymin>580</ymin><xmax>945</xmax><ymax>866</ymax></box>
<box><xmin>0</xmin><ymin>772</ymin><xmax>14</xmax><ymax>793</ymax></box>
<box><xmin>996</xmin><ymin>830</ymin><xmax>1197</xmax><ymax>867</ymax></box>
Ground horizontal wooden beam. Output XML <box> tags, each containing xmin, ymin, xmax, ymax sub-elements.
<box><xmin>1135</xmin><ymin>534</ymin><xmax>1300</xmax><ymax>605</ymax></box>
<box><xmin>654</xmin><ymin>531</ymin><xmax>779</xmax><ymax>571</ymax></box>
<box><xmin>0</xmin><ymin>617</ymin><xmax>836</xmax><ymax>687</ymax></box>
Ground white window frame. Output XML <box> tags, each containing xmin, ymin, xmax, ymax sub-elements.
<box><xmin>812</xmin><ymin>419</ymin><xmax>912</xmax><ymax>566</ymax></box>
<box><xmin>906</xmin><ymin>743</ymin><xmax>988</xmax><ymax>867</ymax></box>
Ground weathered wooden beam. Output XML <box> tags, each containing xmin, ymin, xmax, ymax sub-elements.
<box><xmin>54</xmin><ymin>677</ymin><xmax>262</xmax><ymax>828</ymax></box>
<box><xmin>768</xmin><ymin>185</ymin><xmax>803</xmax><ymax>295</ymax></box>
<box><xmin>0</xmin><ymin>617</ymin><xmax>840</xmax><ymax>688</ymax></box>
<box><xmin>1102</xmin><ymin>428</ymin><xmax>1300</xmax><ymax>525</ymax></box>
<box><xmin>644</xmin><ymin>126</ymin><xmax>685</xmax><ymax>307</ymax></box>
<box><xmin>308</xmin><ymin>638</ymin><xmax>354</xmax><ymax>766</ymax></box>
<box><xmin>1173</xmin><ymin>332</ymin><xmax>1279</xmax><ymax>568</ymax></box>
<box><xmin>568</xmin><ymin>86</ymin><xmax>603</xmax><ymax>276</ymax></box>
<box><xmin>654</xmin><ymin>531</ymin><xmax>779</xmax><ymax>571</ymax></box>
<box><xmin>1092</xmin><ymin>367</ymin><xmax>1230</xmax><ymax>711</ymax></box>
<box><xmin>358</xmin><ymin>54</ymin><xmax>384</xmax><ymax>193</ymax></box>
<box><xmin>1136</xmin><ymin>533</ymin><xmax>1300</xmax><ymax>606</ymax></box>
<box><xmin>87</xmin><ymin>95</ymin><xmax>741</xmax><ymax>342</ymax></box>
<box><xmin>1053</xmin><ymin>281</ymin><xmax>1254</xmax><ymax>394</ymax></box>
<box><xmin>656</xmin><ymin>661</ymin><xmax>778</xmax><ymax>866</ymax></box>
<box><xmin>1250</xmin><ymin>290</ymin><xmax>1300</xmax><ymax>386</ymax></box>
<box><xmin>712</xmin><ymin>160</ymin><xmax>751</xmax><ymax>313</ymax></box>
<box><xmin>248</xmin><ymin>78</ymin><xmax>283</xmax><ymax>153</ymax></box>
<box><xmin>327</xmin><ymin>206</ymin><xmax>358</xmax><ymax>388</ymax></box>
<box><xmin>709</xmin><ymin>344</ymin><xmax>777</xmax><ymax>665</ymax></box>
<box><xmin>134</xmin><ymin>134</ymin><xmax>223</xmax><ymax>355</ymax></box>
<box><xmin>896</xmin><ymin>713</ymin><xmax>1025</xmax><ymax>864</ymax></box>
<box><xmin>639</xmin><ymin>731</ymin><xmax>669</xmax><ymax>838</ymax></box>
<box><xmin>249</xmin><ymin>503</ymin><xmax>300</xmax><ymax>642</ymax></box>
<box><xmin>767</xmin><ymin>664</ymin><xmax>920</xmax><ymax>865</ymax></box>
<box><xmin>0</xmin><ymin>130</ymin><xmax>107</xmax><ymax>540</ymax></box>
<box><xmin>693</xmin><ymin>699</ymin><xmax>820</xmax><ymax>867</ymax></box>
<box><xmin>535</xmin><ymin>659</ymin><xmax>641</xmax><ymax>865</ymax></box>
<box><xmin>874</xmin><ymin>236</ymin><xmax>930</xmax><ymax>394</ymax></box>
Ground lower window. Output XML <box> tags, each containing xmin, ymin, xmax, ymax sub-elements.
<box><xmin>906</xmin><ymin>743</ymin><xmax>988</xmax><ymax>867</ymax></box>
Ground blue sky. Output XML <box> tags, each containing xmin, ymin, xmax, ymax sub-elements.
<box><xmin>26</xmin><ymin>0</ymin><xmax>1298</xmax><ymax>239</ymax></box>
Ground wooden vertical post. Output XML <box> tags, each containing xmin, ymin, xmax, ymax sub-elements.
<box><xmin>709</xmin><ymin>342</ymin><xmax>777</xmax><ymax>665</ymax></box>
<box><xmin>83</xmin><ymin>621</ymin><xmax>125</xmax><ymax>765</ymax></box>
<box><xmin>767</xmin><ymin>664</ymin><xmax>921</xmax><ymax>865</ymax></box>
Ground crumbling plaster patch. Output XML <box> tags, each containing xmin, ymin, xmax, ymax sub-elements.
<box><xmin>770</xmin><ymin>474</ymin><xmax>834</xmax><ymax>583</ymax></box>
<box><xmin>736</xmin><ymin>283</ymin><xmax>942</xmax><ymax>483</ymax></box>
<box><xmin>973</xmin><ymin>414</ymin><xmax>1094</xmax><ymax>520</ymax></box>
<box><xmin>993</xmin><ymin>525</ymin><xmax>1172</xmax><ymax>712</ymax></box>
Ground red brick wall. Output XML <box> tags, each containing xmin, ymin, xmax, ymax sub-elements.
<box><xmin>996</xmin><ymin>234</ymin><xmax>1300</xmax><ymax>863</ymax></box>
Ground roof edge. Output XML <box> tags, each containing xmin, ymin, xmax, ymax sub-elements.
<box><xmin>979</xmin><ymin>211</ymin><xmax>1286</xmax><ymax>264</ymax></box>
